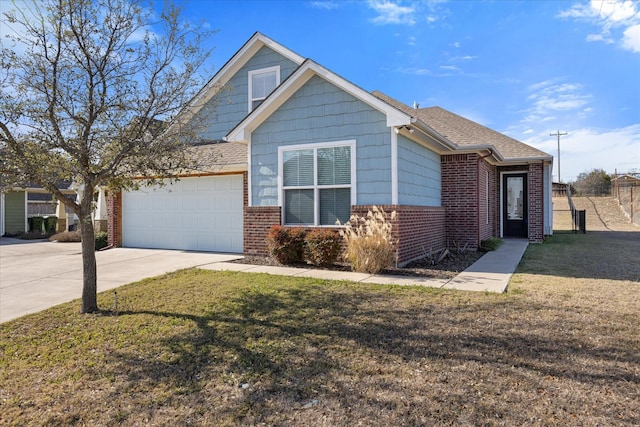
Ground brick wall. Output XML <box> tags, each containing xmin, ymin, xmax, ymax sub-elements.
<box><xmin>243</xmin><ymin>206</ymin><xmax>282</xmax><ymax>256</ymax></box>
<box><xmin>478</xmin><ymin>160</ymin><xmax>499</xmax><ymax>243</ymax></box>
<box><xmin>351</xmin><ymin>204</ymin><xmax>446</xmax><ymax>266</ymax></box>
<box><xmin>528</xmin><ymin>162</ymin><xmax>544</xmax><ymax>242</ymax></box>
<box><xmin>441</xmin><ymin>153</ymin><xmax>479</xmax><ymax>248</ymax></box>
<box><xmin>106</xmin><ymin>189</ymin><xmax>122</xmax><ymax>247</ymax></box>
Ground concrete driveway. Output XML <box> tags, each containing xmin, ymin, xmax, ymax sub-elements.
<box><xmin>0</xmin><ymin>238</ymin><xmax>242</xmax><ymax>323</ymax></box>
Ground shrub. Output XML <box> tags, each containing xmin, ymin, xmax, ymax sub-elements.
<box><xmin>267</xmin><ymin>226</ymin><xmax>306</xmax><ymax>264</ymax></box>
<box><xmin>338</xmin><ymin>206</ymin><xmax>397</xmax><ymax>274</ymax></box>
<box><xmin>49</xmin><ymin>231</ymin><xmax>81</xmax><ymax>242</ymax></box>
<box><xmin>95</xmin><ymin>231</ymin><xmax>109</xmax><ymax>250</ymax></box>
<box><xmin>304</xmin><ymin>228</ymin><xmax>342</xmax><ymax>266</ymax></box>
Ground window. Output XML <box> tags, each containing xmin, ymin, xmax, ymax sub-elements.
<box><xmin>279</xmin><ymin>141</ymin><xmax>356</xmax><ymax>226</ymax></box>
<box><xmin>248</xmin><ymin>66</ymin><xmax>280</xmax><ymax>112</ymax></box>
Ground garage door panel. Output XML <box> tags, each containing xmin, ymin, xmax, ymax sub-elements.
<box><xmin>123</xmin><ymin>175</ymin><xmax>243</xmax><ymax>253</ymax></box>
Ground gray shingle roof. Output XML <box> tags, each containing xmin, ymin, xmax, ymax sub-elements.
<box><xmin>188</xmin><ymin>141</ymin><xmax>247</xmax><ymax>173</ymax></box>
<box><xmin>372</xmin><ymin>91</ymin><xmax>552</xmax><ymax>161</ymax></box>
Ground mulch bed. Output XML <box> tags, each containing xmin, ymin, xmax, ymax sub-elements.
<box><xmin>232</xmin><ymin>249</ymin><xmax>484</xmax><ymax>280</ymax></box>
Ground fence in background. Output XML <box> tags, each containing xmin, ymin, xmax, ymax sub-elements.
<box><xmin>566</xmin><ymin>188</ymin><xmax>586</xmax><ymax>233</ymax></box>
<box><xmin>612</xmin><ymin>173</ymin><xmax>639</xmax><ymax>226</ymax></box>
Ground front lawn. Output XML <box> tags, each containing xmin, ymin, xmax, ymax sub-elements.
<box><xmin>1</xmin><ymin>231</ymin><xmax>638</xmax><ymax>426</ymax></box>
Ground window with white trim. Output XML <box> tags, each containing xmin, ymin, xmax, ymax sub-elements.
<box><xmin>279</xmin><ymin>141</ymin><xmax>355</xmax><ymax>226</ymax></box>
<box><xmin>248</xmin><ymin>66</ymin><xmax>280</xmax><ymax>112</ymax></box>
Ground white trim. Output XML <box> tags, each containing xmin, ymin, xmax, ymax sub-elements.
<box><xmin>24</xmin><ymin>190</ymin><xmax>28</xmax><ymax>232</ymax></box>
<box><xmin>247</xmin><ymin>139</ymin><xmax>253</xmax><ymax>207</ymax></box>
<box><xmin>248</xmin><ymin>65</ymin><xmax>280</xmax><ymax>113</ymax></box>
<box><xmin>391</xmin><ymin>129</ymin><xmax>398</xmax><ymax>205</ymax></box>
<box><xmin>485</xmin><ymin>170</ymin><xmax>489</xmax><ymax>225</ymax></box>
<box><xmin>278</xmin><ymin>140</ymin><xmax>356</xmax><ymax>226</ymax></box>
<box><xmin>0</xmin><ymin>193</ymin><xmax>5</xmax><ymax>236</ymax></box>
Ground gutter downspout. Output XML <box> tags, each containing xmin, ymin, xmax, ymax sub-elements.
<box><xmin>477</xmin><ymin>150</ymin><xmax>494</xmax><ymax>248</ymax></box>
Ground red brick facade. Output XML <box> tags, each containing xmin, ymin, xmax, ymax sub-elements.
<box><xmin>106</xmin><ymin>189</ymin><xmax>122</xmax><ymax>247</ymax></box>
<box><xmin>351</xmin><ymin>205</ymin><xmax>446</xmax><ymax>265</ymax></box>
<box><xmin>527</xmin><ymin>162</ymin><xmax>545</xmax><ymax>242</ymax></box>
<box><xmin>441</xmin><ymin>153</ymin><xmax>500</xmax><ymax>249</ymax></box>
<box><xmin>243</xmin><ymin>206</ymin><xmax>282</xmax><ymax>256</ymax></box>
<box><xmin>243</xmin><ymin>204</ymin><xmax>446</xmax><ymax>265</ymax></box>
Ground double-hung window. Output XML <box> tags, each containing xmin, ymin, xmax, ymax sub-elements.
<box><xmin>280</xmin><ymin>141</ymin><xmax>356</xmax><ymax>226</ymax></box>
<box><xmin>248</xmin><ymin>66</ymin><xmax>280</xmax><ymax>112</ymax></box>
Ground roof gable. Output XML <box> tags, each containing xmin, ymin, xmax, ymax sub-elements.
<box><xmin>176</xmin><ymin>32</ymin><xmax>305</xmax><ymax>128</ymax></box>
<box><xmin>226</xmin><ymin>60</ymin><xmax>412</xmax><ymax>142</ymax></box>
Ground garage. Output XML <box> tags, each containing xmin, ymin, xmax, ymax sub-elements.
<box><xmin>122</xmin><ymin>174</ymin><xmax>243</xmax><ymax>253</ymax></box>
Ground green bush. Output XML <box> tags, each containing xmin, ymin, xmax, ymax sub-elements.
<box><xmin>304</xmin><ymin>228</ymin><xmax>342</xmax><ymax>266</ymax></box>
<box><xmin>338</xmin><ymin>206</ymin><xmax>397</xmax><ymax>274</ymax></box>
<box><xmin>95</xmin><ymin>231</ymin><xmax>109</xmax><ymax>250</ymax></box>
<box><xmin>267</xmin><ymin>226</ymin><xmax>306</xmax><ymax>264</ymax></box>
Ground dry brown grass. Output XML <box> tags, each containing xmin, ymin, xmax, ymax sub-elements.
<box><xmin>0</xmin><ymin>197</ymin><xmax>637</xmax><ymax>426</ymax></box>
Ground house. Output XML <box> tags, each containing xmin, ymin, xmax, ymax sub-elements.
<box><xmin>1</xmin><ymin>184</ymin><xmax>77</xmax><ymax>236</ymax></box>
<box><xmin>107</xmin><ymin>32</ymin><xmax>553</xmax><ymax>264</ymax></box>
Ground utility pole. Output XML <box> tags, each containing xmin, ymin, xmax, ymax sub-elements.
<box><xmin>550</xmin><ymin>130</ymin><xmax>568</xmax><ymax>182</ymax></box>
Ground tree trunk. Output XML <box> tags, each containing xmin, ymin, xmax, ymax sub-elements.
<box><xmin>79</xmin><ymin>196</ymin><xmax>98</xmax><ymax>313</ymax></box>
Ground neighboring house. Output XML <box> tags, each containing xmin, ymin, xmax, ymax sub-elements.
<box><xmin>1</xmin><ymin>183</ymin><xmax>77</xmax><ymax>235</ymax></box>
<box><xmin>107</xmin><ymin>32</ymin><xmax>553</xmax><ymax>264</ymax></box>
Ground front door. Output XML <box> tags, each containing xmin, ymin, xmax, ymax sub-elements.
<box><xmin>503</xmin><ymin>173</ymin><xmax>528</xmax><ymax>238</ymax></box>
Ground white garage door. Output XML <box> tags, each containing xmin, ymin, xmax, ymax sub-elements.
<box><xmin>122</xmin><ymin>175</ymin><xmax>243</xmax><ymax>253</ymax></box>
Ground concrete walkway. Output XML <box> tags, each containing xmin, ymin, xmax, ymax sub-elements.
<box><xmin>200</xmin><ymin>239</ymin><xmax>529</xmax><ymax>294</ymax></box>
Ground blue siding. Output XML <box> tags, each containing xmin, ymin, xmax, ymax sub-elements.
<box><xmin>397</xmin><ymin>135</ymin><xmax>441</xmax><ymax>206</ymax></box>
<box><xmin>251</xmin><ymin>75</ymin><xmax>392</xmax><ymax>207</ymax></box>
<box><xmin>194</xmin><ymin>46</ymin><xmax>299</xmax><ymax>141</ymax></box>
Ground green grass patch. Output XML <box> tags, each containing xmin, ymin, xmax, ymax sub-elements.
<box><xmin>1</xmin><ymin>228</ymin><xmax>639</xmax><ymax>425</ymax></box>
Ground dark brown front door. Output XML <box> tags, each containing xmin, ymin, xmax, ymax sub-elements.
<box><xmin>503</xmin><ymin>173</ymin><xmax>528</xmax><ymax>238</ymax></box>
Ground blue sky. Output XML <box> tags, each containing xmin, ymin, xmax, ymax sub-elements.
<box><xmin>183</xmin><ymin>0</ymin><xmax>639</xmax><ymax>182</ymax></box>
<box><xmin>1</xmin><ymin>0</ymin><xmax>638</xmax><ymax>182</ymax></box>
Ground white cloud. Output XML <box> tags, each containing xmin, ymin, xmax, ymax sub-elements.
<box><xmin>309</xmin><ymin>1</ymin><xmax>342</xmax><ymax>10</ymax></box>
<box><xmin>622</xmin><ymin>24</ymin><xmax>640</xmax><ymax>52</ymax></box>
<box><xmin>368</xmin><ymin>0</ymin><xmax>416</xmax><ymax>25</ymax></box>
<box><xmin>558</xmin><ymin>0</ymin><xmax>640</xmax><ymax>53</ymax></box>
<box><xmin>525</xmin><ymin>80</ymin><xmax>591</xmax><ymax>119</ymax></box>
<box><xmin>586</xmin><ymin>32</ymin><xmax>614</xmax><ymax>43</ymax></box>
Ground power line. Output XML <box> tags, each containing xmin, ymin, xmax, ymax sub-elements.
<box><xmin>550</xmin><ymin>130</ymin><xmax>568</xmax><ymax>182</ymax></box>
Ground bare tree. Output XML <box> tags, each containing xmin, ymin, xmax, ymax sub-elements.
<box><xmin>0</xmin><ymin>0</ymin><xmax>215</xmax><ymax>313</ymax></box>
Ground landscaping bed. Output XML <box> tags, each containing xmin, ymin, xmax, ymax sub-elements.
<box><xmin>234</xmin><ymin>248</ymin><xmax>484</xmax><ymax>280</ymax></box>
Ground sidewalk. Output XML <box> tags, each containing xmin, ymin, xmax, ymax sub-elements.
<box><xmin>199</xmin><ymin>239</ymin><xmax>529</xmax><ymax>293</ymax></box>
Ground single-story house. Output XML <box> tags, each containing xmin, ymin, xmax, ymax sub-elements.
<box><xmin>107</xmin><ymin>32</ymin><xmax>553</xmax><ymax>265</ymax></box>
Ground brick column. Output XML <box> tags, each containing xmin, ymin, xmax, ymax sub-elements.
<box><xmin>106</xmin><ymin>189</ymin><xmax>122</xmax><ymax>247</ymax></box>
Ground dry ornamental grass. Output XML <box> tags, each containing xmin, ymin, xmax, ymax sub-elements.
<box><xmin>0</xmin><ymin>197</ymin><xmax>637</xmax><ymax>426</ymax></box>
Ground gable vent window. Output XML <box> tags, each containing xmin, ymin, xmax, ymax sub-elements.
<box><xmin>279</xmin><ymin>141</ymin><xmax>356</xmax><ymax>226</ymax></box>
<box><xmin>248</xmin><ymin>66</ymin><xmax>280</xmax><ymax>112</ymax></box>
